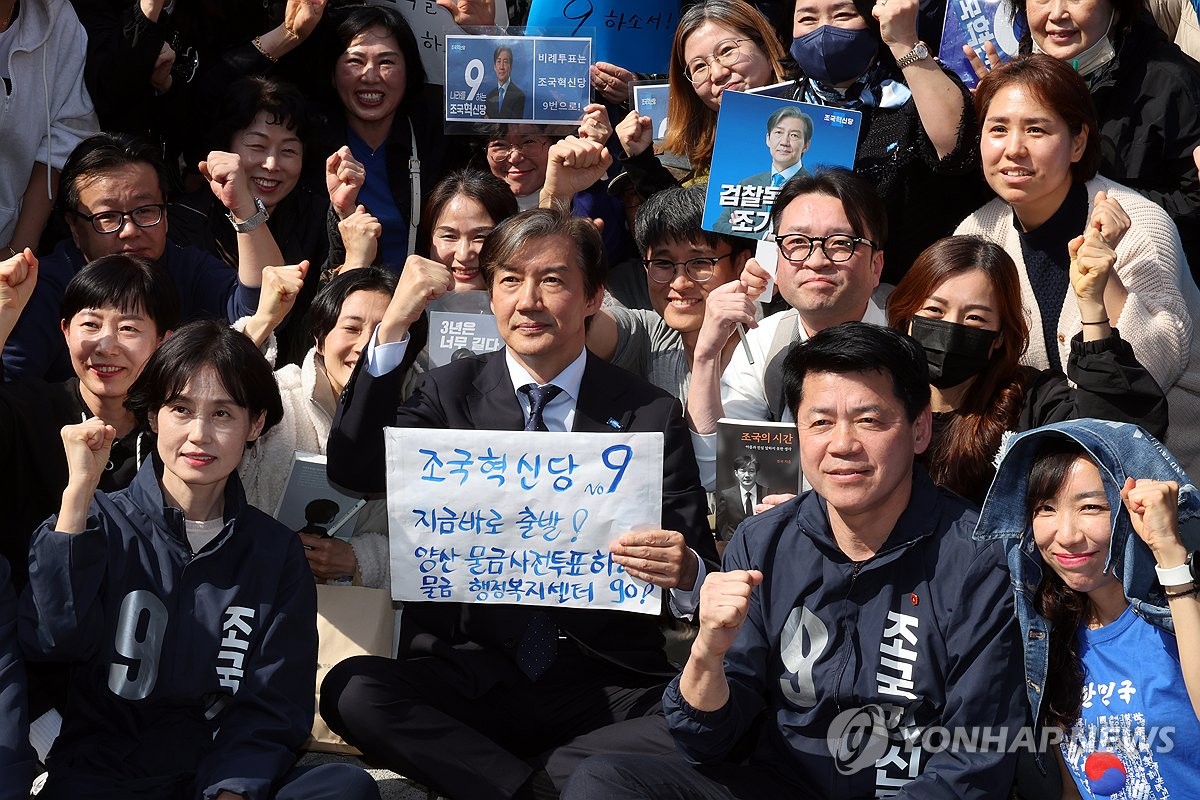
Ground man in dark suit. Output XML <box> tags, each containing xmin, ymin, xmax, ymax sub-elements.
<box><xmin>485</xmin><ymin>45</ymin><xmax>527</xmax><ymax>119</ymax></box>
<box><xmin>322</xmin><ymin>207</ymin><xmax>717</xmax><ymax>799</ymax></box>
<box><xmin>715</xmin><ymin>454</ymin><xmax>766</xmax><ymax>539</ymax></box>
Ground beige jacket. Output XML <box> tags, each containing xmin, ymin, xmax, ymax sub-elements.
<box><xmin>956</xmin><ymin>176</ymin><xmax>1200</xmax><ymax>476</ymax></box>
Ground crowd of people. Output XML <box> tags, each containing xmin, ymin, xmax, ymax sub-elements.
<box><xmin>1</xmin><ymin>0</ymin><xmax>1199</xmax><ymax>798</ymax></box>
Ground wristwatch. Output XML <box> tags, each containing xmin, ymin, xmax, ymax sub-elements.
<box><xmin>1155</xmin><ymin>551</ymin><xmax>1197</xmax><ymax>587</ymax></box>
<box><xmin>895</xmin><ymin>41</ymin><xmax>931</xmax><ymax>70</ymax></box>
<box><xmin>227</xmin><ymin>197</ymin><xmax>269</xmax><ymax>233</ymax></box>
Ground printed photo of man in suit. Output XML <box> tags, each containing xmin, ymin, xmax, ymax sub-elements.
<box><xmin>322</xmin><ymin>207</ymin><xmax>717</xmax><ymax>800</ymax></box>
<box><xmin>712</xmin><ymin>106</ymin><xmax>813</xmax><ymax>237</ymax></box>
<box><xmin>715</xmin><ymin>454</ymin><xmax>766</xmax><ymax>540</ymax></box>
<box><xmin>486</xmin><ymin>44</ymin><xmax>527</xmax><ymax>120</ymax></box>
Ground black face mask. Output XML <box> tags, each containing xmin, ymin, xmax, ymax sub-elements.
<box><xmin>909</xmin><ymin>316</ymin><xmax>999</xmax><ymax>390</ymax></box>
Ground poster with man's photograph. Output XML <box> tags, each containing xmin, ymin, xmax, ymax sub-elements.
<box><xmin>714</xmin><ymin>419</ymin><xmax>800</xmax><ymax>541</ymax></box>
<box><xmin>444</xmin><ymin>34</ymin><xmax>591</xmax><ymax>125</ymax></box>
<box><xmin>703</xmin><ymin>91</ymin><xmax>861</xmax><ymax>241</ymax></box>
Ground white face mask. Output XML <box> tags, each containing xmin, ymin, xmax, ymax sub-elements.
<box><xmin>1032</xmin><ymin>9</ymin><xmax>1116</xmax><ymax>77</ymax></box>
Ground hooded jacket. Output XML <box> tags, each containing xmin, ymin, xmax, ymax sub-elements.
<box><xmin>973</xmin><ymin>418</ymin><xmax>1200</xmax><ymax>734</ymax></box>
<box><xmin>19</xmin><ymin>457</ymin><xmax>317</xmax><ymax>800</ymax></box>
<box><xmin>665</xmin><ymin>467</ymin><xmax>1025</xmax><ymax>799</ymax></box>
<box><xmin>0</xmin><ymin>0</ymin><xmax>99</xmax><ymax>244</ymax></box>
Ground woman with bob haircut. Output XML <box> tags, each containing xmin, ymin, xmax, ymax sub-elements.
<box><xmin>886</xmin><ymin>235</ymin><xmax>1167</xmax><ymax>502</ymax></box>
<box><xmin>614</xmin><ymin>0</ymin><xmax>788</xmax><ymax>192</ymax></box>
<box><xmin>240</xmin><ymin>267</ymin><xmax>398</xmax><ymax>588</ymax></box>
<box><xmin>975</xmin><ymin>419</ymin><xmax>1200</xmax><ymax>797</ymax></box>
<box><xmin>18</xmin><ymin>319</ymin><xmax>379</xmax><ymax>800</ymax></box>
<box><xmin>957</xmin><ymin>53</ymin><xmax>1200</xmax><ymax>478</ymax></box>
<box><xmin>170</xmin><ymin>75</ymin><xmax>329</xmax><ymax>366</ymax></box>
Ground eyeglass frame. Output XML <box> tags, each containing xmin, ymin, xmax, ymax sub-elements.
<box><xmin>69</xmin><ymin>204</ymin><xmax>168</xmax><ymax>235</ymax></box>
<box><xmin>773</xmin><ymin>233</ymin><xmax>878</xmax><ymax>264</ymax></box>
<box><xmin>486</xmin><ymin>138</ymin><xmax>550</xmax><ymax>161</ymax></box>
<box><xmin>684</xmin><ymin>38</ymin><xmax>754</xmax><ymax>85</ymax></box>
<box><xmin>642</xmin><ymin>252</ymin><xmax>733</xmax><ymax>283</ymax></box>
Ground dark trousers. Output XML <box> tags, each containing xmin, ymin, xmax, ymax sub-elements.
<box><xmin>320</xmin><ymin>640</ymin><xmax>677</xmax><ymax>800</ymax></box>
<box><xmin>39</xmin><ymin>763</ymin><xmax>381</xmax><ymax>800</ymax></box>
<box><xmin>561</xmin><ymin>753</ymin><xmax>803</xmax><ymax>800</ymax></box>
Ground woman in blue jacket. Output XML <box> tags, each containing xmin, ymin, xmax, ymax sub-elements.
<box><xmin>977</xmin><ymin>419</ymin><xmax>1200</xmax><ymax>798</ymax></box>
<box><xmin>19</xmin><ymin>320</ymin><xmax>378</xmax><ymax>800</ymax></box>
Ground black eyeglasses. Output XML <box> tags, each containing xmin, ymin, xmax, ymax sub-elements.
<box><xmin>642</xmin><ymin>253</ymin><xmax>731</xmax><ymax>283</ymax></box>
<box><xmin>71</xmin><ymin>204</ymin><xmax>167</xmax><ymax>235</ymax></box>
<box><xmin>773</xmin><ymin>233</ymin><xmax>876</xmax><ymax>264</ymax></box>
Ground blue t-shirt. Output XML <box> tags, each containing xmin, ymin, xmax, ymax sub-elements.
<box><xmin>1062</xmin><ymin>605</ymin><xmax>1200</xmax><ymax>799</ymax></box>
<box><xmin>346</xmin><ymin>127</ymin><xmax>408</xmax><ymax>269</ymax></box>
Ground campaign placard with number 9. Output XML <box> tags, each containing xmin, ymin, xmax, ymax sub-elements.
<box><xmin>464</xmin><ymin>58</ymin><xmax>485</xmax><ymax>101</ymax></box>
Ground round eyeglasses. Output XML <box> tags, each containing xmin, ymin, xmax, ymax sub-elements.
<box><xmin>486</xmin><ymin>138</ymin><xmax>547</xmax><ymax>161</ymax></box>
<box><xmin>684</xmin><ymin>39</ymin><xmax>753</xmax><ymax>85</ymax></box>
<box><xmin>773</xmin><ymin>233</ymin><xmax>877</xmax><ymax>264</ymax></box>
<box><xmin>643</xmin><ymin>253</ymin><xmax>731</xmax><ymax>283</ymax></box>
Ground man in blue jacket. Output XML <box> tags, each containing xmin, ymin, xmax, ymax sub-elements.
<box><xmin>564</xmin><ymin>322</ymin><xmax>1026</xmax><ymax>799</ymax></box>
<box><xmin>3</xmin><ymin>132</ymin><xmax>273</xmax><ymax>382</ymax></box>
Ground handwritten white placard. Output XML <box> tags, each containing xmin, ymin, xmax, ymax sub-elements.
<box><xmin>384</xmin><ymin>428</ymin><xmax>664</xmax><ymax>613</ymax></box>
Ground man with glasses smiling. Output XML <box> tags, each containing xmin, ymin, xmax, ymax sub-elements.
<box><xmin>588</xmin><ymin>183</ymin><xmax>754</xmax><ymax>405</ymax></box>
<box><xmin>3</xmin><ymin>132</ymin><xmax>283</xmax><ymax>383</ymax></box>
<box><xmin>687</xmin><ymin>168</ymin><xmax>889</xmax><ymax>490</ymax></box>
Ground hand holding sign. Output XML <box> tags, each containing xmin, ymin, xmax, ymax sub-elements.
<box><xmin>610</xmin><ymin>529</ymin><xmax>698</xmax><ymax>590</ymax></box>
<box><xmin>591</xmin><ymin>61</ymin><xmax>634</xmax><ymax>104</ymax></box>
<box><xmin>435</xmin><ymin>0</ymin><xmax>496</xmax><ymax>27</ymax></box>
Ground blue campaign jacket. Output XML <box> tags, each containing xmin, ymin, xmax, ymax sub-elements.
<box><xmin>973</xmin><ymin>418</ymin><xmax>1200</xmax><ymax>734</ymax></box>
<box><xmin>0</xmin><ymin>556</ymin><xmax>34</xmax><ymax>800</ymax></box>
<box><xmin>665</xmin><ymin>467</ymin><xmax>1024</xmax><ymax>799</ymax></box>
<box><xmin>19</xmin><ymin>457</ymin><xmax>317</xmax><ymax>800</ymax></box>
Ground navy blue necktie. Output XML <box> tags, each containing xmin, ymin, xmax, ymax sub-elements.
<box><xmin>520</xmin><ymin>383</ymin><xmax>562</xmax><ymax>432</ymax></box>
<box><xmin>516</xmin><ymin>382</ymin><xmax>563</xmax><ymax>679</ymax></box>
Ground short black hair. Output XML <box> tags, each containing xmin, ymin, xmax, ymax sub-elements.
<box><xmin>59</xmin><ymin>133</ymin><xmax>172</xmax><ymax>215</ymax></box>
<box><xmin>125</xmin><ymin>319</ymin><xmax>284</xmax><ymax>439</ymax></box>
<box><xmin>493</xmin><ymin>44</ymin><xmax>514</xmax><ymax>62</ymax></box>
<box><xmin>765</xmin><ymin>106</ymin><xmax>813</xmax><ymax>142</ymax></box>
<box><xmin>208</xmin><ymin>76</ymin><xmax>315</xmax><ymax>157</ymax></box>
<box><xmin>634</xmin><ymin>183</ymin><xmax>753</xmax><ymax>258</ymax></box>
<box><xmin>782</xmin><ymin>322</ymin><xmax>930</xmax><ymax>422</ymax></box>
<box><xmin>480</xmin><ymin>206</ymin><xmax>606</xmax><ymax>299</ymax></box>
<box><xmin>732</xmin><ymin>454</ymin><xmax>758</xmax><ymax>470</ymax></box>
<box><xmin>60</xmin><ymin>255</ymin><xmax>180</xmax><ymax>335</ymax></box>
<box><xmin>331</xmin><ymin>6</ymin><xmax>426</xmax><ymax>117</ymax></box>
<box><xmin>307</xmin><ymin>267</ymin><xmax>397</xmax><ymax>347</ymax></box>
<box><xmin>770</xmin><ymin>168</ymin><xmax>888</xmax><ymax>248</ymax></box>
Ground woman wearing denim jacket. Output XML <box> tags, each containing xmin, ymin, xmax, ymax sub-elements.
<box><xmin>975</xmin><ymin>419</ymin><xmax>1200</xmax><ymax>798</ymax></box>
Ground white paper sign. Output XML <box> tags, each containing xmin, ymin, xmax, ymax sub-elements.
<box><xmin>384</xmin><ymin>428</ymin><xmax>665</xmax><ymax>613</ymax></box>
